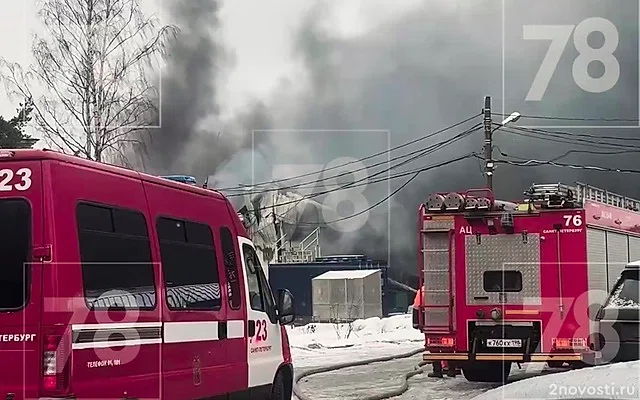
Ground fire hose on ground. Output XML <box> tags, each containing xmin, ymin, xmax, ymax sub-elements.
<box><xmin>292</xmin><ymin>348</ymin><xmax>429</xmax><ymax>400</ymax></box>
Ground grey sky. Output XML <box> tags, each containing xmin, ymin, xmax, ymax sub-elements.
<box><xmin>0</xmin><ymin>0</ymin><xmax>425</xmax><ymax>140</ymax></box>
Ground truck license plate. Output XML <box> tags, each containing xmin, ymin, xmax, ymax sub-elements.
<box><xmin>486</xmin><ymin>339</ymin><xmax>522</xmax><ymax>348</ymax></box>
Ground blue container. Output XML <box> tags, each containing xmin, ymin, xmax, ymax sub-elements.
<box><xmin>268</xmin><ymin>256</ymin><xmax>390</xmax><ymax>321</ymax></box>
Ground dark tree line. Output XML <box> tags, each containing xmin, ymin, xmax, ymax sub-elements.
<box><xmin>0</xmin><ymin>99</ymin><xmax>38</xmax><ymax>149</ymax></box>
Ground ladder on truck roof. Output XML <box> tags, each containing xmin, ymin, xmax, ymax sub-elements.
<box><xmin>573</xmin><ymin>182</ymin><xmax>640</xmax><ymax>212</ymax></box>
<box><xmin>526</xmin><ymin>182</ymin><xmax>640</xmax><ymax>212</ymax></box>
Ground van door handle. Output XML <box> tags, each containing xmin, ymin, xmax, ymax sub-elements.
<box><xmin>218</xmin><ymin>321</ymin><xmax>227</xmax><ymax>340</ymax></box>
<box><xmin>248</xmin><ymin>320</ymin><xmax>256</xmax><ymax>337</ymax></box>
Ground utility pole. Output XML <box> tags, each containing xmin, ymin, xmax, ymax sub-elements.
<box><xmin>483</xmin><ymin>96</ymin><xmax>493</xmax><ymax>190</ymax></box>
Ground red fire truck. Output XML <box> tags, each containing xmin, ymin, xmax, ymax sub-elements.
<box><xmin>416</xmin><ymin>182</ymin><xmax>640</xmax><ymax>382</ymax></box>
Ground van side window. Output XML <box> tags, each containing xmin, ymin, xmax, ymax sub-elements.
<box><xmin>157</xmin><ymin>217</ymin><xmax>221</xmax><ymax>310</ymax></box>
<box><xmin>220</xmin><ymin>227</ymin><xmax>241</xmax><ymax>310</ymax></box>
<box><xmin>243</xmin><ymin>244</ymin><xmax>276</xmax><ymax>322</ymax></box>
<box><xmin>76</xmin><ymin>203</ymin><xmax>156</xmax><ymax>309</ymax></box>
<box><xmin>0</xmin><ymin>199</ymin><xmax>31</xmax><ymax>311</ymax></box>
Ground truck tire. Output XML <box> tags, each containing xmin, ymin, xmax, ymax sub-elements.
<box><xmin>462</xmin><ymin>361</ymin><xmax>511</xmax><ymax>383</ymax></box>
<box><xmin>270</xmin><ymin>369</ymin><xmax>292</xmax><ymax>400</ymax></box>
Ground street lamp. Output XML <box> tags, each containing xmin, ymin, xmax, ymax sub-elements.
<box><xmin>485</xmin><ymin>110</ymin><xmax>520</xmax><ymax>189</ymax></box>
<box><xmin>492</xmin><ymin>112</ymin><xmax>521</xmax><ymax>132</ymax></box>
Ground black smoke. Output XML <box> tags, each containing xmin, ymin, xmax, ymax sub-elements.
<box><xmin>136</xmin><ymin>0</ymin><xmax>270</xmax><ymax>180</ymax></box>
<box><xmin>141</xmin><ymin>0</ymin><xmax>640</xmax><ymax>278</ymax></box>
<box><xmin>255</xmin><ymin>0</ymin><xmax>640</xmax><ymax>276</ymax></box>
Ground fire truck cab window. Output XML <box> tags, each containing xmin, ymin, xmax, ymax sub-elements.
<box><xmin>157</xmin><ymin>217</ymin><xmax>221</xmax><ymax>311</ymax></box>
<box><xmin>483</xmin><ymin>270</ymin><xmax>522</xmax><ymax>292</ymax></box>
<box><xmin>605</xmin><ymin>270</ymin><xmax>640</xmax><ymax>308</ymax></box>
<box><xmin>77</xmin><ymin>203</ymin><xmax>156</xmax><ymax>310</ymax></box>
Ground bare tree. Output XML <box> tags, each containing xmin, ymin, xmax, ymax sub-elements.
<box><xmin>0</xmin><ymin>0</ymin><xmax>176</xmax><ymax>163</ymax></box>
<box><xmin>330</xmin><ymin>291</ymin><xmax>364</xmax><ymax>340</ymax></box>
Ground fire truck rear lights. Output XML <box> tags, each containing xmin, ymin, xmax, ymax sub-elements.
<box><xmin>552</xmin><ymin>338</ymin><xmax>587</xmax><ymax>350</ymax></box>
<box><xmin>427</xmin><ymin>337</ymin><xmax>455</xmax><ymax>347</ymax></box>
<box><xmin>490</xmin><ymin>308</ymin><xmax>502</xmax><ymax>321</ymax></box>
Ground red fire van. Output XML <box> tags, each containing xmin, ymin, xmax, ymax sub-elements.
<box><xmin>0</xmin><ymin>149</ymin><xmax>295</xmax><ymax>400</ymax></box>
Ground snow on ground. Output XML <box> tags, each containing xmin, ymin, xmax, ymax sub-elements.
<box><xmin>287</xmin><ymin>314</ymin><xmax>424</xmax><ymax>369</ymax></box>
<box><xmin>288</xmin><ymin>314</ymin><xmax>506</xmax><ymax>399</ymax></box>
<box><xmin>472</xmin><ymin>361</ymin><xmax>640</xmax><ymax>399</ymax></box>
<box><xmin>289</xmin><ymin>314</ymin><xmax>582</xmax><ymax>399</ymax></box>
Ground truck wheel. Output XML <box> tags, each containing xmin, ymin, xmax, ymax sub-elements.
<box><xmin>462</xmin><ymin>361</ymin><xmax>511</xmax><ymax>383</ymax></box>
<box><xmin>270</xmin><ymin>369</ymin><xmax>292</xmax><ymax>400</ymax></box>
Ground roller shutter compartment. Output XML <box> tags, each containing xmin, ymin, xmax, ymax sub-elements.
<box><xmin>606</xmin><ymin>231</ymin><xmax>629</xmax><ymax>292</ymax></box>
<box><xmin>628</xmin><ymin>236</ymin><xmax>640</xmax><ymax>262</ymax></box>
<box><xmin>587</xmin><ymin>228</ymin><xmax>607</xmax><ymax>318</ymax></box>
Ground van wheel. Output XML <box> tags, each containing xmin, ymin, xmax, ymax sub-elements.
<box><xmin>462</xmin><ymin>361</ymin><xmax>511</xmax><ymax>383</ymax></box>
<box><xmin>269</xmin><ymin>369</ymin><xmax>292</xmax><ymax>400</ymax></box>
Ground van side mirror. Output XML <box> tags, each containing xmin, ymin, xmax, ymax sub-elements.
<box><xmin>277</xmin><ymin>289</ymin><xmax>295</xmax><ymax>325</ymax></box>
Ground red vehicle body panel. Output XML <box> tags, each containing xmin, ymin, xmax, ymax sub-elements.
<box><xmin>449</xmin><ymin>209</ymin><xmax>589</xmax><ymax>354</ymax></box>
<box><xmin>584</xmin><ymin>199</ymin><xmax>640</xmax><ymax>233</ymax></box>
<box><xmin>0</xmin><ymin>149</ymin><xmax>291</xmax><ymax>400</ymax></box>
<box><xmin>418</xmin><ymin>185</ymin><xmax>640</xmax><ymax>365</ymax></box>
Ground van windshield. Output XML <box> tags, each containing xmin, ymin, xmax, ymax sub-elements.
<box><xmin>0</xmin><ymin>199</ymin><xmax>31</xmax><ymax>310</ymax></box>
<box><xmin>605</xmin><ymin>270</ymin><xmax>640</xmax><ymax>309</ymax></box>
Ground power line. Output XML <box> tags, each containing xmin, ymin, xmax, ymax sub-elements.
<box><xmin>227</xmin><ymin>124</ymin><xmax>481</xmax><ymax>198</ymax></box>
<box><xmin>496</xmin><ymin>157</ymin><xmax>640</xmax><ymax>174</ymax></box>
<box><xmin>256</xmin><ymin>153</ymin><xmax>478</xmax><ymax>231</ymax></box>
<box><xmin>494</xmin><ymin>145</ymin><xmax>640</xmax><ymax>163</ymax></box>
<box><xmin>217</xmin><ymin>113</ymin><xmax>481</xmax><ymax>191</ymax></box>
<box><xmin>251</xmin><ymin>170</ymin><xmax>424</xmax><ymax>233</ymax></box>
<box><xmin>495</xmin><ymin>123</ymin><xmax>640</xmax><ymax>143</ymax></box>
<box><xmin>255</xmin><ymin>153</ymin><xmax>478</xmax><ymax>211</ymax></box>
<box><xmin>491</xmin><ymin>112</ymin><xmax>640</xmax><ymax>123</ymax></box>
<box><xmin>498</xmin><ymin>126</ymin><xmax>640</xmax><ymax>151</ymax></box>
<box><xmin>296</xmin><ymin>171</ymin><xmax>422</xmax><ymax>226</ymax></box>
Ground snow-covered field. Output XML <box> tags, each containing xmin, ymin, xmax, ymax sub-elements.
<box><xmin>287</xmin><ymin>314</ymin><xmax>425</xmax><ymax>369</ymax></box>
<box><xmin>472</xmin><ymin>361</ymin><xmax>640</xmax><ymax>400</ymax></box>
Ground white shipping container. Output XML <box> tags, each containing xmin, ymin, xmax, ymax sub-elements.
<box><xmin>312</xmin><ymin>269</ymin><xmax>383</xmax><ymax>322</ymax></box>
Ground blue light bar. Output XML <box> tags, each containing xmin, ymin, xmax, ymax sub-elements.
<box><xmin>160</xmin><ymin>175</ymin><xmax>197</xmax><ymax>185</ymax></box>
